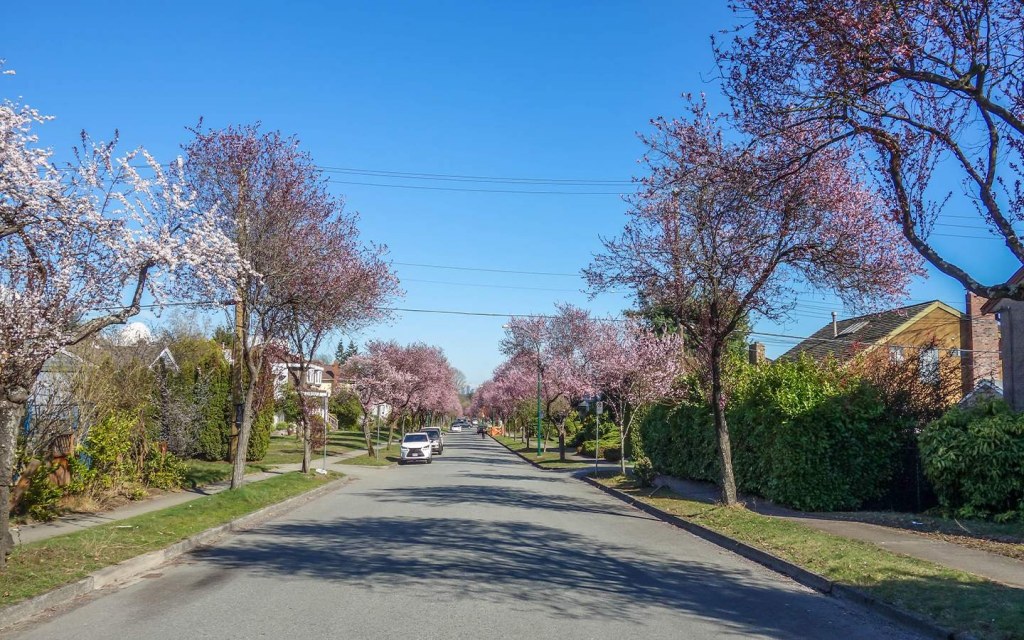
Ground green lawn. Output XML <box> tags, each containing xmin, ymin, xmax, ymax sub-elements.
<box><xmin>339</xmin><ymin>443</ymin><xmax>399</xmax><ymax>467</ymax></box>
<box><xmin>1</xmin><ymin>471</ymin><xmax>342</xmax><ymax>606</ymax></box>
<box><xmin>182</xmin><ymin>460</ymin><xmax>274</xmax><ymax>488</ymax></box>
<box><xmin>598</xmin><ymin>475</ymin><xmax>1024</xmax><ymax>640</ymax></box>
<box><xmin>261</xmin><ymin>430</ymin><xmax>363</xmax><ymax>465</ymax></box>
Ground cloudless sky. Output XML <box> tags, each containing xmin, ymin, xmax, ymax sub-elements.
<box><xmin>4</xmin><ymin>1</ymin><xmax>1017</xmax><ymax>385</ymax></box>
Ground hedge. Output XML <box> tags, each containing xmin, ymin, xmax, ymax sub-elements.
<box><xmin>641</xmin><ymin>357</ymin><xmax>905</xmax><ymax>511</ymax></box>
<box><xmin>919</xmin><ymin>399</ymin><xmax>1024</xmax><ymax>521</ymax></box>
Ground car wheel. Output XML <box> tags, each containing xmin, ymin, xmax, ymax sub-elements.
<box><xmin>427</xmin><ymin>458</ymin><xmax>432</xmax><ymax>464</ymax></box>
<box><xmin>398</xmin><ymin>459</ymin><xmax>405</xmax><ymax>466</ymax></box>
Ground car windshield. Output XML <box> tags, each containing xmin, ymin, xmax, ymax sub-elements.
<box><xmin>403</xmin><ymin>434</ymin><xmax>428</xmax><ymax>443</ymax></box>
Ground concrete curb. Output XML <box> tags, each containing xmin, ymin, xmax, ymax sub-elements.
<box><xmin>579</xmin><ymin>475</ymin><xmax>975</xmax><ymax>640</ymax></box>
<box><xmin>0</xmin><ymin>475</ymin><xmax>350</xmax><ymax>632</ymax></box>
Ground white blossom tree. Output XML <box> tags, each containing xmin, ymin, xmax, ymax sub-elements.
<box><xmin>0</xmin><ymin>91</ymin><xmax>239</xmax><ymax>568</ymax></box>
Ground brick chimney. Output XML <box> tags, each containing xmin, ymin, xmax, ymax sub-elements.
<box><xmin>961</xmin><ymin>292</ymin><xmax>1002</xmax><ymax>394</ymax></box>
<box><xmin>748</xmin><ymin>342</ymin><xmax>766</xmax><ymax>366</ymax></box>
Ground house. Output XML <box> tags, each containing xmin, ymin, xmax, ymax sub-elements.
<box><xmin>982</xmin><ymin>268</ymin><xmax>1024</xmax><ymax>410</ymax></box>
<box><xmin>779</xmin><ymin>295</ymin><xmax>1001</xmax><ymax>397</ymax></box>
<box><xmin>269</xmin><ymin>357</ymin><xmax>333</xmax><ymax>428</ymax></box>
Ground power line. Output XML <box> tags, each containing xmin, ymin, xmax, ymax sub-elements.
<box><xmin>326</xmin><ymin>178</ymin><xmax>630</xmax><ymax>195</ymax></box>
<box><xmin>316</xmin><ymin>165</ymin><xmax>633</xmax><ymax>186</ymax></box>
<box><xmin>395</xmin><ymin>261</ymin><xmax>581</xmax><ymax>278</ymax></box>
<box><xmin>403</xmin><ymin>278</ymin><xmax>587</xmax><ymax>294</ymax></box>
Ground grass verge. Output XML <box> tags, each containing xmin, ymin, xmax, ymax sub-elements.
<box><xmin>1</xmin><ymin>471</ymin><xmax>341</xmax><ymax>607</ymax></box>
<box><xmin>494</xmin><ymin>435</ymin><xmax>592</xmax><ymax>468</ymax></box>
<box><xmin>596</xmin><ymin>474</ymin><xmax>1024</xmax><ymax>640</ymax></box>
<box><xmin>260</xmin><ymin>431</ymin><xmax>363</xmax><ymax>465</ymax></box>
<box><xmin>182</xmin><ymin>460</ymin><xmax>274</xmax><ymax>488</ymax></box>
<box><xmin>340</xmin><ymin>444</ymin><xmax>399</xmax><ymax>466</ymax></box>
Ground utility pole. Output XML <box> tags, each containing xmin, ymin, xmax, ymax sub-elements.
<box><xmin>229</xmin><ymin>168</ymin><xmax>248</xmax><ymax>463</ymax></box>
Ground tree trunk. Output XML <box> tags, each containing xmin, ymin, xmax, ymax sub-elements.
<box><xmin>230</xmin><ymin>367</ymin><xmax>258</xmax><ymax>489</ymax></box>
<box><xmin>558</xmin><ymin>429</ymin><xmax>566</xmax><ymax>462</ymax></box>
<box><xmin>361</xmin><ymin>415</ymin><xmax>376</xmax><ymax>458</ymax></box>
<box><xmin>0</xmin><ymin>388</ymin><xmax>29</xmax><ymax>571</ymax></box>
<box><xmin>710</xmin><ymin>344</ymin><xmax>738</xmax><ymax>505</ymax></box>
<box><xmin>620</xmin><ymin>430</ymin><xmax>627</xmax><ymax>475</ymax></box>
<box><xmin>299</xmin><ymin>411</ymin><xmax>311</xmax><ymax>474</ymax></box>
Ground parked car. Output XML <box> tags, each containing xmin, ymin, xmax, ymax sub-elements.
<box><xmin>423</xmin><ymin>427</ymin><xmax>444</xmax><ymax>454</ymax></box>
<box><xmin>399</xmin><ymin>432</ymin><xmax>433</xmax><ymax>465</ymax></box>
<box><xmin>450</xmin><ymin>424</ymin><xmax>463</xmax><ymax>432</ymax></box>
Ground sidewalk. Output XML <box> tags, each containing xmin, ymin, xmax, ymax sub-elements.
<box><xmin>12</xmin><ymin>449</ymin><xmax>368</xmax><ymax>546</ymax></box>
<box><xmin>653</xmin><ymin>474</ymin><xmax>1024</xmax><ymax>589</ymax></box>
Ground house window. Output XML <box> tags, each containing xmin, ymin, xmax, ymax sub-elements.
<box><xmin>919</xmin><ymin>347</ymin><xmax>939</xmax><ymax>385</ymax></box>
<box><xmin>889</xmin><ymin>346</ymin><xmax>905</xmax><ymax>364</ymax></box>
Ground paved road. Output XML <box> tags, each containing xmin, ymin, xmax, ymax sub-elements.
<box><xmin>10</xmin><ymin>433</ymin><xmax>922</xmax><ymax>639</ymax></box>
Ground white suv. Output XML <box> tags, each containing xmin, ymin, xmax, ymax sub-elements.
<box><xmin>399</xmin><ymin>432</ymin><xmax>433</xmax><ymax>465</ymax></box>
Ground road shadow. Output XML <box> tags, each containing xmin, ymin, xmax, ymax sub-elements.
<box><xmin>458</xmin><ymin>471</ymin><xmax>568</xmax><ymax>484</ymax></box>
<box><xmin>362</xmin><ymin>483</ymin><xmax>649</xmax><ymax>521</ymax></box>
<box><xmin>193</xmin><ymin>516</ymin><xmax>892</xmax><ymax>638</ymax></box>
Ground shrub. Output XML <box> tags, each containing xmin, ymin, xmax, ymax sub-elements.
<box><xmin>632</xmin><ymin>454</ymin><xmax>656</xmax><ymax>487</ymax></box>
<box><xmin>246</xmin><ymin>406</ymin><xmax>273</xmax><ymax>462</ymax></box>
<box><xmin>84</xmin><ymin>411</ymin><xmax>140</xmax><ymax>489</ymax></box>
<box><xmin>196</xmin><ymin>360</ymin><xmax>231</xmax><ymax>461</ymax></box>
<box><xmin>330</xmin><ymin>391</ymin><xmax>362</xmax><ymax>430</ymax></box>
<box><xmin>920</xmin><ymin>400</ymin><xmax>1024</xmax><ymax>521</ymax></box>
<box><xmin>16</xmin><ymin>463</ymin><xmax>63</xmax><ymax>522</ymax></box>
<box><xmin>143</xmin><ymin>449</ymin><xmax>187</xmax><ymax>490</ymax></box>
<box><xmin>602</xmin><ymin>445</ymin><xmax>622</xmax><ymax>462</ymax></box>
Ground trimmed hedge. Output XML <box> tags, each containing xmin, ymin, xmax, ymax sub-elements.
<box><xmin>919</xmin><ymin>400</ymin><xmax>1024</xmax><ymax>521</ymax></box>
<box><xmin>641</xmin><ymin>357</ymin><xmax>905</xmax><ymax>511</ymax></box>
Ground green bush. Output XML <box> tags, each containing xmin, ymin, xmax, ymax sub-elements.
<box><xmin>196</xmin><ymin>354</ymin><xmax>232</xmax><ymax>461</ymax></box>
<box><xmin>246</xmin><ymin>406</ymin><xmax>273</xmax><ymax>462</ymax></box>
<box><xmin>16</xmin><ymin>464</ymin><xmax>63</xmax><ymax>522</ymax></box>
<box><xmin>641</xmin><ymin>357</ymin><xmax>904</xmax><ymax>511</ymax></box>
<box><xmin>602</xmin><ymin>445</ymin><xmax>623</xmax><ymax>462</ymax></box>
<box><xmin>920</xmin><ymin>400</ymin><xmax>1024</xmax><ymax>521</ymax></box>
<box><xmin>84</xmin><ymin>411</ymin><xmax>140</xmax><ymax>489</ymax></box>
<box><xmin>143</xmin><ymin>450</ymin><xmax>187</xmax><ymax>490</ymax></box>
<box><xmin>330</xmin><ymin>391</ymin><xmax>363</xmax><ymax>430</ymax></box>
<box><xmin>633</xmin><ymin>454</ymin><xmax>656</xmax><ymax>487</ymax></box>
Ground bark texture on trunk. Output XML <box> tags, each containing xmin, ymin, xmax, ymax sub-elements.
<box><xmin>557</xmin><ymin>431</ymin><xmax>566</xmax><ymax>461</ymax></box>
<box><xmin>710</xmin><ymin>345</ymin><xmax>738</xmax><ymax>505</ymax></box>
<box><xmin>230</xmin><ymin>366</ymin><xmax>258</xmax><ymax>489</ymax></box>
<box><xmin>361</xmin><ymin>416</ymin><xmax>376</xmax><ymax>458</ymax></box>
<box><xmin>300</xmin><ymin>413</ymin><xmax>311</xmax><ymax>474</ymax></box>
<box><xmin>1</xmin><ymin>387</ymin><xmax>30</xmax><ymax>570</ymax></box>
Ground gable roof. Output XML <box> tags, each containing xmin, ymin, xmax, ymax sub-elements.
<box><xmin>779</xmin><ymin>300</ymin><xmax>958</xmax><ymax>363</ymax></box>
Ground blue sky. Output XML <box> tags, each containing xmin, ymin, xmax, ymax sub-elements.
<box><xmin>4</xmin><ymin>1</ymin><xmax>1016</xmax><ymax>385</ymax></box>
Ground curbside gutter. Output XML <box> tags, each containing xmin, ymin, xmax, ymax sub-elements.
<box><xmin>578</xmin><ymin>475</ymin><xmax>977</xmax><ymax>640</ymax></box>
<box><xmin>0</xmin><ymin>475</ymin><xmax>350</xmax><ymax>633</ymax></box>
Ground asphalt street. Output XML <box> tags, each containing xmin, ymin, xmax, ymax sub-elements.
<box><xmin>9</xmin><ymin>433</ymin><xmax>924</xmax><ymax>639</ymax></box>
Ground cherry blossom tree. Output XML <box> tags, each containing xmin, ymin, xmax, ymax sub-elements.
<box><xmin>343</xmin><ymin>344</ymin><xmax>395</xmax><ymax>458</ymax></box>
<box><xmin>718</xmin><ymin>0</ymin><xmax>1024</xmax><ymax>299</ymax></box>
<box><xmin>585</xmin><ymin>102</ymin><xmax>919</xmax><ymax>504</ymax></box>
<box><xmin>280</xmin><ymin>210</ymin><xmax>398</xmax><ymax>473</ymax></box>
<box><xmin>501</xmin><ymin>304</ymin><xmax>596</xmax><ymax>460</ymax></box>
<box><xmin>1</xmin><ymin>94</ymin><xmax>239</xmax><ymax>567</ymax></box>
<box><xmin>185</xmin><ymin>124</ymin><xmax>390</xmax><ymax>488</ymax></box>
<box><xmin>587</xmin><ymin>319</ymin><xmax>686</xmax><ymax>473</ymax></box>
<box><xmin>343</xmin><ymin>340</ymin><xmax>460</xmax><ymax>456</ymax></box>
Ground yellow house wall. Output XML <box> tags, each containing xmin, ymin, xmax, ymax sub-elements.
<box><xmin>884</xmin><ymin>307</ymin><xmax>962</xmax><ymax>352</ymax></box>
